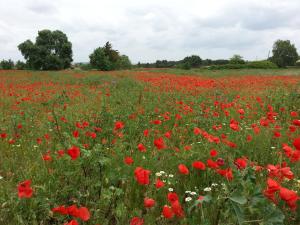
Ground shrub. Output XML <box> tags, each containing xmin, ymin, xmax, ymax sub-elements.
<box><xmin>248</xmin><ymin>60</ymin><xmax>278</xmax><ymax>69</ymax></box>
<box><xmin>0</xmin><ymin>59</ymin><xmax>14</xmax><ymax>70</ymax></box>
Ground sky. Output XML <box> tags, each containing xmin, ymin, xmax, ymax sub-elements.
<box><xmin>0</xmin><ymin>0</ymin><xmax>300</xmax><ymax>63</ymax></box>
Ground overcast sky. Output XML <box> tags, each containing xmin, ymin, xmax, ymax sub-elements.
<box><xmin>1</xmin><ymin>0</ymin><xmax>300</xmax><ymax>63</ymax></box>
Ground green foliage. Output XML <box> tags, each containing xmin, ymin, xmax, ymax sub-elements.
<box><xmin>115</xmin><ymin>55</ymin><xmax>132</xmax><ymax>70</ymax></box>
<box><xmin>89</xmin><ymin>47</ymin><xmax>112</xmax><ymax>71</ymax></box>
<box><xmin>89</xmin><ymin>42</ymin><xmax>131</xmax><ymax>71</ymax></box>
<box><xmin>0</xmin><ymin>59</ymin><xmax>14</xmax><ymax>69</ymax></box>
<box><xmin>230</xmin><ymin>55</ymin><xmax>245</xmax><ymax>64</ymax></box>
<box><xmin>271</xmin><ymin>40</ymin><xmax>299</xmax><ymax>68</ymax></box>
<box><xmin>15</xmin><ymin>61</ymin><xmax>27</xmax><ymax>70</ymax></box>
<box><xmin>208</xmin><ymin>64</ymin><xmax>247</xmax><ymax>70</ymax></box>
<box><xmin>248</xmin><ymin>60</ymin><xmax>278</xmax><ymax>69</ymax></box>
<box><xmin>182</xmin><ymin>55</ymin><xmax>202</xmax><ymax>68</ymax></box>
<box><xmin>177</xmin><ymin>61</ymin><xmax>192</xmax><ymax>70</ymax></box>
<box><xmin>208</xmin><ymin>60</ymin><xmax>278</xmax><ymax>70</ymax></box>
<box><xmin>18</xmin><ymin>30</ymin><xmax>73</xmax><ymax>70</ymax></box>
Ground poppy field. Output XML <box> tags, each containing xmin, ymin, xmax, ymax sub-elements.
<box><xmin>0</xmin><ymin>69</ymin><xmax>300</xmax><ymax>225</ymax></box>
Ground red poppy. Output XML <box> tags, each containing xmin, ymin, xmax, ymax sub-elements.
<box><xmin>77</xmin><ymin>207</ymin><xmax>90</xmax><ymax>221</ymax></box>
<box><xmin>154</xmin><ymin>137</ymin><xmax>165</xmax><ymax>150</ymax></box>
<box><xmin>171</xmin><ymin>200</ymin><xmax>185</xmax><ymax>218</ymax></box>
<box><xmin>293</xmin><ymin>137</ymin><xmax>300</xmax><ymax>150</ymax></box>
<box><xmin>207</xmin><ymin>159</ymin><xmax>219</xmax><ymax>169</ymax></box>
<box><xmin>210</xmin><ymin>149</ymin><xmax>218</xmax><ymax>157</ymax></box>
<box><xmin>192</xmin><ymin>161</ymin><xmax>206</xmax><ymax>170</ymax></box>
<box><xmin>124</xmin><ymin>156</ymin><xmax>134</xmax><ymax>165</ymax></box>
<box><xmin>137</xmin><ymin>143</ymin><xmax>146</xmax><ymax>152</ymax></box>
<box><xmin>167</xmin><ymin>192</ymin><xmax>179</xmax><ymax>203</ymax></box>
<box><xmin>18</xmin><ymin>180</ymin><xmax>33</xmax><ymax>198</ymax></box>
<box><xmin>144</xmin><ymin>197</ymin><xmax>155</xmax><ymax>208</ymax></box>
<box><xmin>114</xmin><ymin>121</ymin><xmax>124</xmax><ymax>130</ymax></box>
<box><xmin>130</xmin><ymin>217</ymin><xmax>144</xmax><ymax>225</ymax></box>
<box><xmin>162</xmin><ymin>205</ymin><xmax>174</xmax><ymax>219</ymax></box>
<box><xmin>155</xmin><ymin>178</ymin><xmax>165</xmax><ymax>188</ymax></box>
<box><xmin>217</xmin><ymin>168</ymin><xmax>233</xmax><ymax>181</ymax></box>
<box><xmin>134</xmin><ymin>167</ymin><xmax>151</xmax><ymax>185</ymax></box>
<box><xmin>64</xmin><ymin>220</ymin><xmax>78</xmax><ymax>225</ymax></box>
<box><xmin>234</xmin><ymin>158</ymin><xmax>247</xmax><ymax>169</ymax></box>
<box><xmin>279</xmin><ymin>187</ymin><xmax>299</xmax><ymax>210</ymax></box>
<box><xmin>178</xmin><ymin>164</ymin><xmax>189</xmax><ymax>175</ymax></box>
<box><xmin>67</xmin><ymin>146</ymin><xmax>80</xmax><ymax>160</ymax></box>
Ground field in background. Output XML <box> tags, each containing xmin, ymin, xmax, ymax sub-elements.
<box><xmin>142</xmin><ymin>68</ymin><xmax>300</xmax><ymax>77</ymax></box>
<box><xmin>0</xmin><ymin>69</ymin><xmax>300</xmax><ymax>225</ymax></box>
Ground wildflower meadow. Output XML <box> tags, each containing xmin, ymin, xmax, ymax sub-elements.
<box><xmin>0</xmin><ymin>69</ymin><xmax>300</xmax><ymax>225</ymax></box>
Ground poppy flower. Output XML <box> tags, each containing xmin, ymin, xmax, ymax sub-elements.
<box><xmin>154</xmin><ymin>137</ymin><xmax>165</xmax><ymax>150</ymax></box>
<box><xmin>137</xmin><ymin>143</ymin><xmax>146</xmax><ymax>152</ymax></box>
<box><xmin>114</xmin><ymin>121</ymin><xmax>124</xmax><ymax>130</ymax></box>
<box><xmin>130</xmin><ymin>217</ymin><xmax>144</xmax><ymax>225</ymax></box>
<box><xmin>144</xmin><ymin>197</ymin><xmax>155</xmax><ymax>208</ymax></box>
<box><xmin>64</xmin><ymin>220</ymin><xmax>78</xmax><ymax>225</ymax></box>
<box><xmin>207</xmin><ymin>159</ymin><xmax>219</xmax><ymax>169</ymax></box>
<box><xmin>52</xmin><ymin>205</ymin><xmax>68</xmax><ymax>215</ymax></box>
<box><xmin>234</xmin><ymin>158</ymin><xmax>247</xmax><ymax>169</ymax></box>
<box><xmin>279</xmin><ymin>187</ymin><xmax>299</xmax><ymax>210</ymax></box>
<box><xmin>18</xmin><ymin>180</ymin><xmax>33</xmax><ymax>198</ymax></box>
<box><xmin>134</xmin><ymin>167</ymin><xmax>151</xmax><ymax>185</ymax></box>
<box><xmin>124</xmin><ymin>156</ymin><xmax>134</xmax><ymax>165</ymax></box>
<box><xmin>171</xmin><ymin>200</ymin><xmax>185</xmax><ymax>218</ymax></box>
<box><xmin>293</xmin><ymin>137</ymin><xmax>300</xmax><ymax>150</ymax></box>
<box><xmin>162</xmin><ymin>205</ymin><xmax>174</xmax><ymax>219</ymax></box>
<box><xmin>77</xmin><ymin>207</ymin><xmax>90</xmax><ymax>221</ymax></box>
<box><xmin>67</xmin><ymin>146</ymin><xmax>80</xmax><ymax>160</ymax></box>
<box><xmin>217</xmin><ymin>168</ymin><xmax>233</xmax><ymax>181</ymax></box>
<box><xmin>143</xmin><ymin>129</ymin><xmax>149</xmax><ymax>137</ymax></box>
<box><xmin>155</xmin><ymin>178</ymin><xmax>164</xmax><ymax>188</ymax></box>
<box><xmin>210</xmin><ymin>149</ymin><xmax>218</xmax><ymax>157</ymax></box>
<box><xmin>192</xmin><ymin>161</ymin><xmax>206</xmax><ymax>170</ymax></box>
<box><xmin>178</xmin><ymin>164</ymin><xmax>189</xmax><ymax>175</ymax></box>
<box><xmin>167</xmin><ymin>192</ymin><xmax>179</xmax><ymax>203</ymax></box>
<box><xmin>73</xmin><ymin>130</ymin><xmax>79</xmax><ymax>138</ymax></box>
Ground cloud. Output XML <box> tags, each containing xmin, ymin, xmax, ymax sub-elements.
<box><xmin>0</xmin><ymin>0</ymin><xmax>299</xmax><ymax>63</ymax></box>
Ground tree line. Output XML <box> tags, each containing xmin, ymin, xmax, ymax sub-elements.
<box><xmin>0</xmin><ymin>30</ymin><xmax>299</xmax><ymax>70</ymax></box>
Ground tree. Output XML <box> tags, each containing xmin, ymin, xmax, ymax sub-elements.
<box><xmin>89</xmin><ymin>42</ymin><xmax>131</xmax><ymax>71</ymax></box>
<box><xmin>18</xmin><ymin>30</ymin><xmax>73</xmax><ymax>70</ymax></box>
<box><xmin>229</xmin><ymin>55</ymin><xmax>245</xmax><ymax>64</ymax></box>
<box><xmin>271</xmin><ymin>40</ymin><xmax>298</xmax><ymax>67</ymax></box>
<box><xmin>182</xmin><ymin>55</ymin><xmax>202</xmax><ymax>67</ymax></box>
<box><xmin>89</xmin><ymin>47</ymin><xmax>112</xmax><ymax>71</ymax></box>
<box><xmin>115</xmin><ymin>55</ymin><xmax>132</xmax><ymax>69</ymax></box>
<box><xmin>0</xmin><ymin>59</ymin><xmax>14</xmax><ymax>69</ymax></box>
<box><xmin>15</xmin><ymin>61</ymin><xmax>27</xmax><ymax>70</ymax></box>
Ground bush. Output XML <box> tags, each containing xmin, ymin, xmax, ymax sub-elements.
<box><xmin>208</xmin><ymin>61</ymin><xmax>278</xmax><ymax>70</ymax></box>
<box><xmin>177</xmin><ymin>61</ymin><xmax>192</xmax><ymax>70</ymax></box>
<box><xmin>248</xmin><ymin>60</ymin><xmax>278</xmax><ymax>69</ymax></box>
<box><xmin>0</xmin><ymin>59</ymin><xmax>14</xmax><ymax>70</ymax></box>
<box><xmin>15</xmin><ymin>61</ymin><xmax>27</xmax><ymax>70</ymax></box>
<box><xmin>208</xmin><ymin>64</ymin><xmax>247</xmax><ymax>70</ymax></box>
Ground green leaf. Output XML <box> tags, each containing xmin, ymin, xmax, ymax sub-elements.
<box><xmin>229</xmin><ymin>194</ymin><xmax>247</xmax><ymax>205</ymax></box>
<box><xmin>230</xmin><ymin>201</ymin><xmax>244</xmax><ymax>225</ymax></box>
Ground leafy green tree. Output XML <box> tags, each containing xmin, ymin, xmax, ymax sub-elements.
<box><xmin>89</xmin><ymin>42</ymin><xmax>131</xmax><ymax>71</ymax></box>
<box><xmin>116</xmin><ymin>55</ymin><xmax>132</xmax><ymax>69</ymax></box>
<box><xmin>230</xmin><ymin>55</ymin><xmax>245</xmax><ymax>64</ymax></box>
<box><xmin>103</xmin><ymin>42</ymin><xmax>120</xmax><ymax>64</ymax></box>
<box><xmin>0</xmin><ymin>59</ymin><xmax>14</xmax><ymax>69</ymax></box>
<box><xmin>15</xmin><ymin>61</ymin><xmax>27</xmax><ymax>70</ymax></box>
<box><xmin>271</xmin><ymin>40</ymin><xmax>298</xmax><ymax>67</ymax></box>
<box><xmin>182</xmin><ymin>55</ymin><xmax>202</xmax><ymax>67</ymax></box>
<box><xmin>89</xmin><ymin>47</ymin><xmax>112</xmax><ymax>71</ymax></box>
<box><xmin>18</xmin><ymin>30</ymin><xmax>73</xmax><ymax>70</ymax></box>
